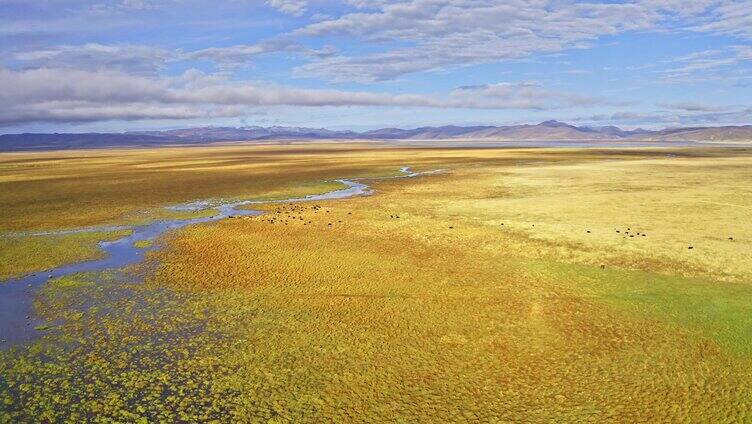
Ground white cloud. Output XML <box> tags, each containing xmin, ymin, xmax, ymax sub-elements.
<box><xmin>660</xmin><ymin>45</ymin><xmax>752</xmax><ymax>83</ymax></box>
<box><xmin>266</xmin><ymin>0</ymin><xmax>307</xmax><ymax>16</ymax></box>
<box><xmin>0</xmin><ymin>68</ymin><xmax>614</xmax><ymax>125</ymax></box>
<box><xmin>11</xmin><ymin>40</ymin><xmax>337</xmax><ymax>76</ymax></box>
<box><xmin>188</xmin><ymin>40</ymin><xmax>297</xmax><ymax>63</ymax></box>
<box><xmin>292</xmin><ymin>0</ymin><xmax>743</xmax><ymax>82</ymax></box>
<box><xmin>692</xmin><ymin>0</ymin><xmax>752</xmax><ymax>39</ymax></box>
<box><xmin>735</xmin><ymin>45</ymin><xmax>752</xmax><ymax>60</ymax></box>
<box><xmin>449</xmin><ymin>82</ymin><xmax>622</xmax><ymax>110</ymax></box>
<box><xmin>13</xmin><ymin>43</ymin><xmax>175</xmax><ymax>76</ymax></box>
<box><xmin>185</xmin><ymin>39</ymin><xmax>301</xmax><ymax>72</ymax></box>
<box><xmin>185</xmin><ymin>39</ymin><xmax>339</xmax><ymax>71</ymax></box>
<box><xmin>90</xmin><ymin>0</ymin><xmax>158</xmax><ymax>13</ymax></box>
<box><xmin>658</xmin><ymin>102</ymin><xmax>733</xmax><ymax>112</ymax></box>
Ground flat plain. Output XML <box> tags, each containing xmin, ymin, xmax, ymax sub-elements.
<box><xmin>2</xmin><ymin>143</ymin><xmax>751</xmax><ymax>422</ymax></box>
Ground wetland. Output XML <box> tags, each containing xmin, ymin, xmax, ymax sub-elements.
<box><xmin>1</xmin><ymin>143</ymin><xmax>751</xmax><ymax>422</ymax></box>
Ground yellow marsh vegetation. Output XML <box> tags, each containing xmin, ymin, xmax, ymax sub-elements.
<box><xmin>2</xmin><ymin>144</ymin><xmax>752</xmax><ymax>421</ymax></box>
<box><xmin>2</xmin><ymin>143</ymin><xmax>707</xmax><ymax>232</ymax></box>
<box><xmin>1</xmin><ymin>143</ymin><xmax>469</xmax><ymax>232</ymax></box>
<box><xmin>435</xmin><ymin>154</ymin><xmax>752</xmax><ymax>281</ymax></box>
<box><xmin>0</xmin><ymin>144</ymin><xmax>664</xmax><ymax>278</ymax></box>
<box><xmin>143</xmin><ymin>146</ymin><xmax>752</xmax><ymax>421</ymax></box>
<box><xmin>0</xmin><ymin>142</ymin><xmax>450</xmax><ymax>278</ymax></box>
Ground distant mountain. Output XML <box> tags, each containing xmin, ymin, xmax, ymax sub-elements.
<box><xmin>581</xmin><ymin>125</ymin><xmax>652</xmax><ymax>138</ymax></box>
<box><xmin>0</xmin><ymin>133</ymin><xmax>177</xmax><ymax>151</ymax></box>
<box><xmin>360</xmin><ymin>121</ymin><xmax>752</xmax><ymax>142</ymax></box>
<box><xmin>2</xmin><ymin>121</ymin><xmax>751</xmax><ymax>151</ymax></box>
<box><xmin>0</xmin><ymin>127</ymin><xmax>359</xmax><ymax>151</ymax></box>
<box><xmin>632</xmin><ymin>125</ymin><xmax>752</xmax><ymax>142</ymax></box>
<box><xmin>130</xmin><ymin>126</ymin><xmax>360</xmax><ymax>141</ymax></box>
<box><xmin>455</xmin><ymin>120</ymin><xmax>610</xmax><ymax>140</ymax></box>
<box><xmin>362</xmin><ymin>125</ymin><xmax>496</xmax><ymax>139</ymax></box>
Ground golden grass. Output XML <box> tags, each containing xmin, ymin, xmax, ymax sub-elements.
<box><xmin>0</xmin><ymin>144</ymin><xmax>454</xmax><ymax>231</ymax></box>
<box><xmin>145</xmin><ymin>185</ymin><xmax>752</xmax><ymax>420</ymax></box>
<box><xmin>434</xmin><ymin>155</ymin><xmax>752</xmax><ymax>281</ymax></box>
<box><xmin>2</xmin><ymin>144</ymin><xmax>752</xmax><ymax>421</ymax></box>
<box><xmin>4</xmin><ymin>143</ymin><xmax>729</xmax><ymax>232</ymax></box>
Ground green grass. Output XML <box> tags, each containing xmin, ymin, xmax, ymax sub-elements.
<box><xmin>45</xmin><ymin>274</ymin><xmax>96</xmax><ymax>289</ymax></box>
<box><xmin>0</xmin><ymin>230</ymin><xmax>132</xmax><ymax>281</ymax></box>
<box><xmin>133</xmin><ymin>240</ymin><xmax>153</xmax><ymax>249</ymax></box>
<box><xmin>534</xmin><ymin>260</ymin><xmax>752</xmax><ymax>357</ymax></box>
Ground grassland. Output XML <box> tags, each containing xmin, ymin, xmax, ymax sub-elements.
<box><xmin>0</xmin><ymin>144</ymin><xmax>443</xmax><ymax>232</ymax></box>
<box><xmin>0</xmin><ymin>230</ymin><xmax>132</xmax><ymax>280</ymax></box>
<box><xmin>1</xmin><ymin>143</ymin><xmax>751</xmax><ymax>421</ymax></box>
<box><xmin>0</xmin><ymin>144</ymin><xmax>399</xmax><ymax>279</ymax></box>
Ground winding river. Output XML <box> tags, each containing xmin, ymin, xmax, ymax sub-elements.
<box><xmin>0</xmin><ymin>167</ymin><xmax>440</xmax><ymax>347</ymax></box>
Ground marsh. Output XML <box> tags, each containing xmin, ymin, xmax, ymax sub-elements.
<box><xmin>2</xmin><ymin>144</ymin><xmax>752</xmax><ymax>422</ymax></box>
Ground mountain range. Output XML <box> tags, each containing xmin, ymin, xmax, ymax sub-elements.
<box><xmin>2</xmin><ymin>120</ymin><xmax>751</xmax><ymax>151</ymax></box>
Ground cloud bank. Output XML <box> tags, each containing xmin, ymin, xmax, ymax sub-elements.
<box><xmin>0</xmin><ymin>68</ymin><xmax>610</xmax><ymax>125</ymax></box>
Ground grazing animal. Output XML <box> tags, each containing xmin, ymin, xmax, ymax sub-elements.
<box><xmin>688</xmin><ymin>246</ymin><xmax>693</xmax><ymax>250</ymax></box>
<box><xmin>449</xmin><ymin>226</ymin><xmax>454</xmax><ymax>229</ymax></box>
<box><xmin>729</xmin><ymin>237</ymin><xmax>734</xmax><ymax>241</ymax></box>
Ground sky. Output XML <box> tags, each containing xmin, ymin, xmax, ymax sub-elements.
<box><xmin>1</xmin><ymin>0</ymin><xmax>751</xmax><ymax>133</ymax></box>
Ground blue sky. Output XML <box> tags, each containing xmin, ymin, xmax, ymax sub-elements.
<box><xmin>1</xmin><ymin>0</ymin><xmax>751</xmax><ymax>133</ymax></box>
